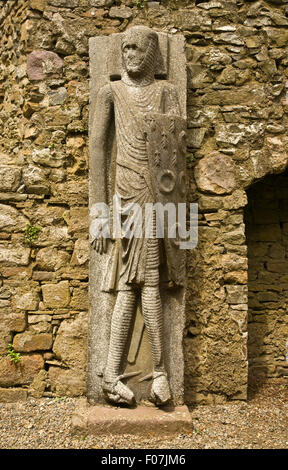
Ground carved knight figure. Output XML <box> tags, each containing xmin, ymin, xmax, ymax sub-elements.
<box><xmin>90</xmin><ymin>26</ymin><xmax>186</xmax><ymax>406</ymax></box>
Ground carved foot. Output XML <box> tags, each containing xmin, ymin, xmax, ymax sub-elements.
<box><xmin>150</xmin><ymin>371</ymin><xmax>171</xmax><ymax>406</ymax></box>
<box><xmin>103</xmin><ymin>376</ymin><xmax>135</xmax><ymax>406</ymax></box>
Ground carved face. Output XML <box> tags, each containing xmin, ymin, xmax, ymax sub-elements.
<box><xmin>121</xmin><ymin>31</ymin><xmax>156</xmax><ymax>77</ymax></box>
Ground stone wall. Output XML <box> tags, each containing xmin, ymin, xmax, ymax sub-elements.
<box><xmin>245</xmin><ymin>171</ymin><xmax>288</xmax><ymax>386</ymax></box>
<box><xmin>0</xmin><ymin>0</ymin><xmax>287</xmax><ymax>404</ymax></box>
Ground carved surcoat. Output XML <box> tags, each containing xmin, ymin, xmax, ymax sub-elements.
<box><xmin>102</xmin><ymin>80</ymin><xmax>181</xmax><ymax>292</ymax></box>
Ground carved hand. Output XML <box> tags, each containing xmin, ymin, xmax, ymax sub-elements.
<box><xmin>91</xmin><ymin>236</ymin><xmax>109</xmax><ymax>255</ymax></box>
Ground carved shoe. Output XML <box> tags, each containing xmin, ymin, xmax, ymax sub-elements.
<box><xmin>150</xmin><ymin>371</ymin><xmax>171</xmax><ymax>406</ymax></box>
<box><xmin>103</xmin><ymin>376</ymin><xmax>135</xmax><ymax>406</ymax></box>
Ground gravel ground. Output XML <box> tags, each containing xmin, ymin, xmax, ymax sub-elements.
<box><xmin>0</xmin><ymin>378</ymin><xmax>287</xmax><ymax>449</ymax></box>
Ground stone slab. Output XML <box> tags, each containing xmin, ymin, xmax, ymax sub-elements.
<box><xmin>88</xmin><ymin>30</ymin><xmax>187</xmax><ymax>406</ymax></box>
<box><xmin>72</xmin><ymin>402</ymin><xmax>192</xmax><ymax>436</ymax></box>
<box><xmin>0</xmin><ymin>387</ymin><xmax>28</xmax><ymax>402</ymax></box>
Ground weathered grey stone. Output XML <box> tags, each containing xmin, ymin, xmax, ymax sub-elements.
<box><xmin>0</xmin><ymin>388</ymin><xmax>28</xmax><ymax>402</ymax></box>
<box><xmin>53</xmin><ymin>311</ymin><xmax>87</xmax><ymax>369</ymax></box>
<box><xmin>222</xmin><ymin>226</ymin><xmax>246</xmax><ymax>245</ymax></box>
<box><xmin>70</xmin><ymin>239</ymin><xmax>89</xmax><ymax>266</ymax></box>
<box><xmin>147</xmin><ymin>2</ymin><xmax>160</xmax><ymax>8</ymax></box>
<box><xmin>202</xmin><ymin>48</ymin><xmax>232</xmax><ymax>70</ymax></box>
<box><xmin>221</xmin><ymin>254</ymin><xmax>248</xmax><ymax>273</ymax></box>
<box><xmin>175</xmin><ymin>9</ymin><xmax>212</xmax><ymax>31</ymax></box>
<box><xmin>1</xmin><ymin>312</ymin><xmax>26</xmax><ymax>341</ymax></box>
<box><xmin>63</xmin><ymin>207</ymin><xmax>88</xmax><ymax>236</ymax></box>
<box><xmin>214</xmin><ymin>33</ymin><xmax>244</xmax><ymax>47</ymax></box>
<box><xmin>0</xmin><ymin>320</ymin><xmax>10</xmax><ymax>352</ymax></box>
<box><xmin>198</xmin><ymin>2</ymin><xmax>222</xmax><ymax>10</ymax></box>
<box><xmin>216</xmin><ymin>122</ymin><xmax>265</xmax><ymax>148</ymax></box>
<box><xmin>0</xmin><ymin>205</ymin><xmax>28</xmax><ymax>232</ymax></box>
<box><xmin>28</xmin><ymin>370</ymin><xmax>47</xmax><ymax>398</ymax></box>
<box><xmin>216</xmin><ymin>123</ymin><xmax>244</xmax><ymax>146</ymax></box>
<box><xmin>89</xmin><ymin>0</ymin><xmax>113</xmax><ymax>6</ymax></box>
<box><xmin>70</xmin><ymin>287</ymin><xmax>88</xmax><ymax>309</ymax></box>
<box><xmin>48</xmin><ymin>0</ymin><xmax>79</xmax><ymax>6</ymax></box>
<box><xmin>223</xmin><ymin>190</ymin><xmax>248</xmax><ymax>210</ymax></box>
<box><xmin>218</xmin><ymin>65</ymin><xmax>236</xmax><ymax>85</ymax></box>
<box><xmin>31</xmin><ymin>205</ymin><xmax>66</xmax><ymax>226</ymax></box>
<box><xmin>250</xmin><ymin>150</ymin><xmax>271</xmax><ymax>180</ymax></box>
<box><xmin>109</xmin><ymin>6</ymin><xmax>132</xmax><ymax>19</ymax></box>
<box><xmin>29</xmin><ymin>321</ymin><xmax>52</xmax><ymax>334</ymax></box>
<box><xmin>198</xmin><ymin>195</ymin><xmax>223</xmax><ymax>211</ymax></box>
<box><xmin>198</xmin><ymin>84</ymin><xmax>267</xmax><ymax>106</ymax></box>
<box><xmin>13</xmin><ymin>292</ymin><xmax>39</xmax><ymax>311</ymax></box>
<box><xmin>267</xmin><ymin>137</ymin><xmax>288</xmax><ymax>174</ymax></box>
<box><xmin>42</xmin><ymin>280</ymin><xmax>70</xmax><ymax>308</ymax></box>
<box><xmin>187</xmin><ymin>128</ymin><xmax>206</xmax><ymax>149</ymax></box>
<box><xmin>266</xmin><ymin>124</ymin><xmax>285</xmax><ymax>134</ymax></box>
<box><xmin>28</xmin><ymin>314</ymin><xmax>52</xmax><ymax>324</ymax></box>
<box><xmin>36</xmin><ymin>247</ymin><xmax>70</xmax><ymax>271</ymax></box>
<box><xmin>0</xmin><ymin>167</ymin><xmax>21</xmax><ymax>192</ymax></box>
<box><xmin>32</xmin><ymin>148</ymin><xmax>65</xmax><ymax>168</ymax></box>
<box><xmin>224</xmin><ymin>271</ymin><xmax>248</xmax><ymax>285</ymax></box>
<box><xmin>48</xmin><ymin>367</ymin><xmax>86</xmax><ymax>396</ymax></box>
<box><xmin>13</xmin><ymin>331</ymin><xmax>53</xmax><ymax>352</ymax></box>
<box><xmin>32</xmin><ymin>271</ymin><xmax>55</xmax><ymax>281</ymax></box>
<box><xmin>0</xmin><ymin>193</ymin><xmax>27</xmax><ymax>202</ymax></box>
<box><xmin>226</xmin><ymin>285</ymin><xmax>248</xmax><ymax>305</ymax></box>
<box><xmin>89</xmin><ymin>27</ymin><xmax>187</xmax><ymax>407</ymax></box>
<box><xmin>35</xmin><ymin>226</ymin><xmax>69</xmax><ymax>247</ymax></box>
<box><xmin>0</xmin><ymin>244</ymin><xmax>30</xmax><ymax>266</ymax></box>
<box><xmin>22</xmin><ymin>165</ymin><xmax>49</xmax><ymax>187</ymax></box>
<box><xmin>48</xmin><ymin>87</ymin><xmax>68</xmax><ymax>106</ymax></box>
<box><xmin>194</xmin><ymin>153</ymin><xmax>237</xmax><ymax>195</ymax></box>
<box><xmin>264</xmin><ymin>27</ymin><xmax>288</xmax><ymax>47</ymax></box>
<box><xmin>188</xmin><ymin>64</ymin><xmax>211</xmax><ymax>89</ymax></box>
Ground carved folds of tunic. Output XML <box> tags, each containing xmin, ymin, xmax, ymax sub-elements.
<box><xmin>88</xmin><ymin>27</ymin><xmax>187</xmax><ymax>406</ymax></box>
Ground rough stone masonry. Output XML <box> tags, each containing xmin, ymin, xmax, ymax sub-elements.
<box><xmin>0</xmin><ymin>0</ymin><xmax>287</xmax><ymax>405</ymax></box>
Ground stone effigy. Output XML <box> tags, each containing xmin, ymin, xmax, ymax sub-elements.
<box><xmin>88</xmin><ymin>26</ymin><xmax>187</xmax><ymax>406</ymax></box>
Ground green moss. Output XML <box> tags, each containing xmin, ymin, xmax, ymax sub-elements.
<box><xmin>7</xmin><ymin>343</ymin><xmax>21</xmax><ymax>365</ymax></box>
<box><xmin>23</xmin><ymin>224</ymin><xmax>42</xmax><ymax>245</ymax></box>
<box><xmin>136</xmin><ymin>0</ymin><xmax>148</xmax><ymax>8</ymax></box>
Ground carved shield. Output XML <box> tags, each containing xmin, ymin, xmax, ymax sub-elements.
<box><xmin>143</xmin><ymin>113</ymin><xmax>187</xmax><ymax>286</ymax></box>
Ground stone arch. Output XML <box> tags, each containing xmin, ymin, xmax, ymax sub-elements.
<box><xmin>186</xmin><ymin>142</ymin><xmax>288</xmax><ymax>404</ymax></box>
<box><xmin>240</xmin><ymin>137</ymin><xmax>288</xmax><ymax>392</ymax></box>
<box><xmin>244</xmin><ymin>168</ymin><xmax>288</xmax><ymax>395</ymax></box>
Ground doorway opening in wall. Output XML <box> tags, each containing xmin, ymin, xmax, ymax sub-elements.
<box><xmin>244</xmin><ymin>170</ymin><xmax>288</xmax><ymax>399</ymax></box>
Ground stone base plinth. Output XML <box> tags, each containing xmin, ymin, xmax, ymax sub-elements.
<box><xmin>72</xmin><ymin>400</ymin><xmax>192</xmax><ymax>436</ymax></box>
